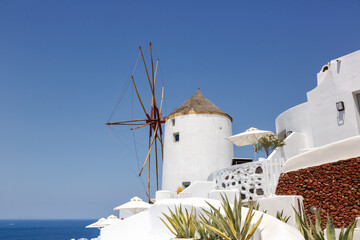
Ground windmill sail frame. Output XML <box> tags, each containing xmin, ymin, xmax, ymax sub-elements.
<box><xmin>106</xmin><ymin>42</ymin><xmax>165</xmax><ymax>202</ymax></box>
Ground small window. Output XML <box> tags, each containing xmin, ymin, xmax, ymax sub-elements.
<box><xmin>356</xmin><ymin>93</ymin><xmax>360</xmax><ymax>113</ymax></box>
<box><xmin>182</xmin><ymin>181</ymin><xmax>190</xmax><ymax>188</ymax></box>
<box><xmin>173</xmin><ymin>132</ymin><xmax>180</xmax><ymax>142</ymax></box>
<box><xmin>171</xmin><ymin>118</ymin><xmax>175</xmax><ymax>126</ymax></box>
<box><xmin>232</xmin><ymin>158</ymin><xmax>252</xmax><ymax>165</ymax></box>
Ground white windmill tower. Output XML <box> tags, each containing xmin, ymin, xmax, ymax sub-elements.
<box><xmin>162</xmin><ymin>89</ymin><xmax>234</xmax><ymax>191</ymax></box>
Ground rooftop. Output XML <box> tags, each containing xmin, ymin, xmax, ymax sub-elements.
<box><xmin>167</xmin><ymin>88</ymin><xmax>232</xmax><ymax>121</ymax></box>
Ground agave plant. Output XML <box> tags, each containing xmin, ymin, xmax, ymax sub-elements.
<box><xmin>201</xmin><ymin>194</ymin><xmax>263</xmax><ymax>240</ymax></box>
<box><xmin>160</xmin><ymin>204</ymin><xmax>197</xmax><ymax>239</ymax></box>
<box><xmin>293</xmin><ymin>206</ymin><xmax>358</xmax><ymax>240</ymax></box>
<box><xmin>276</xmin><ymin>210</ymin><xmax>291</xmax><ymax>223</ymax></box>
<box><xmin>194</xmin><ymin>209</ymin><xmax>223</xmax><ymax>240</ymax></box>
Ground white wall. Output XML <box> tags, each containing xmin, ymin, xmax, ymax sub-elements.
<box><xmin>275</xmin><ymin>50</ymin><xmax>360</xmax><ymax>160</ymax></box>
<box><xmin>275</xmin><ymin>102</ymin><xmax>313</xmax><ymax>149</ymax></box>
<box><xmin>268</xmin><ymin>132</ymin><xmax>309</xmax><ymax>161</ymax></box>
<box><xmin>257</xmin><ymin>195</ymin><xmax>304</xmax><ymax>229</ymax></box>
<box><xmin>177</xmin><ymin>181</ymin><xmax>216</xmax><ymax>199</ymax></box>
<box><xmin>307</xmin><ymin>51</ymin><xmax>360</xmax><ymax>147</ymax></box>
<box><xmin>101</xmin><ymin>198</ymin><xmax>305</xmax><ymax>240</ymax></box>
<box><xmin>282</xmin><ymin>135</ymin><xmax>360</xmax><ymax>173</ymax></box>
<box><xmin>162</xmin><ymin>114</ymin><xmax>233</xmax><ymax>191</ymax></box>
<box><xmin>118</xmin><ymin>209</ymin><xmax>133</xmax><ymax>219</ymax></box>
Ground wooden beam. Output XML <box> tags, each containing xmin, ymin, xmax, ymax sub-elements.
<box><xmin>106</xmin><ymin>119</ymin><xmax>147</xmax><ymax>125</ymax></box>
<box><xmin>155</xmin><ymin>137</ymin><xmax>159</xmax><ymax>191</ymax></box>
<box><xmin>150</xmin><ymin>42</ymin><xmax>155</xmax><ymax>107</ymax></box>
<box><xmin>154</xmin><ymin>59</ymin><xmax>159</xmax><ymax>88</ymax></box>
<box><xmin>139</xmin><ymin>123</ymin><xmax>159</xmax><ymax>176</ymax></box>
<box><xmin>156</xmin><ymin>134</ymin><xmax>164</xmax><ymax>148</ymax></box>
<box><xmin>158</xmin><ymin>133</ymin><xmax>164</xmax><ymax>162</ymax></box>
<box><xmin>152</xmin><ymin>59</ymin><xmax>159</xmax><ymax>109</ymax></box>
<box><xmin>131</xmin><ymin>75</ymin><xmax>150</xmax><ymax>118</ymax></box>
<box><xmin>159</xmin><ymin>86</ymin><xmax>164</xmax><ymax>115</ymax></box>
<box><xmin>107</xmin><ymin>123</ymin><xmax>144</xmax><ymax>126</ymax></box>
<box><xmin>139</xmin><ymin>46</ymin><xmax>154</xmax><ymax>94</ymax></box>
<box><xmin>148</xmin><ymin>127</ymin><xmax>151</xmax><ymax>202</ymax></box>
<box><xmin>130</xmin><ymin>121</ymin><xmax>153</xmax><ymax>130</ymax></box>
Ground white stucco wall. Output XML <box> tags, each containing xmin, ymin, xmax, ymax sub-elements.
<box><xmin>275</xmin><ymin>50</ymin><xmax>360</xmax><ymax>160</ymax></box>
<box><xmin>281</xmin><ymin>135</ymin><xmax>360</xmax><ymax>173</ymax></box>
<box><xmin>275</xmin><ymin>102</ymin><xmax>313</xmax><ymax>150</ymax></box>
<box><xmin>100</xmin><ymin>198</ymin><xmax>305</xmax><ymax>240</ymax></box>
<box><xmin>307</xmin><ymin>51</ymin><xmax>360</xmax><ymax>147</ymax></box>
<box><xmin>161</xmin><ymin>114</ymin><xmax>233</xmax><ymax>192</ymax></box>
<box><xmin>257</xmin><ymin>195</ymin><xmax>304</xmax><ymax>229</ymax></box>
<box><xmin>268</xmin><ymin>132</ymin><xmax>309</xmax><ymax>161</ymax></box>
<box><xmin>177</xmin><ymin>181</ymin><xmax>216</xmax><ymax>199</ymax></box>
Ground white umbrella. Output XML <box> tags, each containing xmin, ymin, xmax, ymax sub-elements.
<box><xmin>86</xmin><ymin>215</ymin><xmax>121</xmax><ymax>229</ymax></box>
<box><xmin>226</xmin><ymin>127</ymin><xmax>274</xmax><ymax>160</ymax></box>
<box><xmin>101</xmin><ymin>215</ymin><xmax>121</xmax><ymax>226</ymax></box>
<box><xmin>113</xmin><ymin>196</ymin><xmax>151</xmax><ymax>214</ymax></box>
<box><xmin>86</xmin><ymin>217</ymin><xmax>106</xmax><ymax>229</ymax></box>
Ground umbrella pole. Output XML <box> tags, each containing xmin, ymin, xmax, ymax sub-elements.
<box><xmin>253</xmin><ymin>144</ymin><xmax>256</xmax><ymax>161</ymax></box>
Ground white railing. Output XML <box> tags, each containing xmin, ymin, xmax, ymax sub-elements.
<box><xmin>260</xmin><ymin>157</ymin><xmax>285</xmax><ymax>195</ymax></box>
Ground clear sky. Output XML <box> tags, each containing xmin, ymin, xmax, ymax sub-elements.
<box><xmin>1</xmin><ymin>0</ymin><xmax>359</xmax><ymax>219</ymax></box>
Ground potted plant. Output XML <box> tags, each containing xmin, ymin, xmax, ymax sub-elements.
<box><xmin>160</xmin><ymin>205</ymin><xmax>197</xmax><ymax>239</ymax></box>
<box><xmin>200</xmin><ymin>194</ymin><xmax>263</xmax><ymax>240</ymax></box>
<box><xmin>160</xmin><ymin>195</ymin><xmax>263</xmax><ymax>240</ymax></box>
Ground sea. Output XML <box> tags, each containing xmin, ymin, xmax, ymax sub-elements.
<box><xmin>0</xmin><ymin>220</ymin><xmax>100</xmax><ymax>240</ymax></box>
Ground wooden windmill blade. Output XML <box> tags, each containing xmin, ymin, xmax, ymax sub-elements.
<box><xmin>106</xmin><ymin>42</ymin><xmax>165</xmax><ymax>202</ymax></box>
<box><xmin>105</xmin><ymin>119</ymin><xmax>147</xmax><ymax>126</ymax></box>
<box><xmin>154</xmin><ymin>134</ymin><xmax>159</xmax><ymax>190</ymax></box>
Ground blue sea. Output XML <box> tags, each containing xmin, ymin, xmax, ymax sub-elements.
<box><xmin>0</xmin><ymin>220</ymin><xmax>100</xmax><ymax>240</ymax></box>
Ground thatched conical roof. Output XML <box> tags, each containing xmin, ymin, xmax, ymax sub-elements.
<box><xmin>167</xmin><ymin>89</ymin><xmax>232</xmax><ymax>121</ymax></box>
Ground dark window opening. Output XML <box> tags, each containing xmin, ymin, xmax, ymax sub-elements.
<box><xmin>182</xmin><ymin>181</ymin><xmax>191</xmax><ymax>188</ymax></box>
<box><xmin>356</xmin><ymin>93</ymin><xmax>360</xmax><ymax>113</ymax></box>
<box><xmin>173</xmin><ymin>132</ymin><xmax>180</xmax><ymax>142</ymax></box>
<box><xmin>232</xmin><ymin>158</ymin><xmax>253</xmax><ymax>165</ymax></box>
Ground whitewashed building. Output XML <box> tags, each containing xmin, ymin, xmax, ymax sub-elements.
<box><xmin>275</xmin><ymin>50</ymin><xmax>360</xmax><ymax>160</ymax></box>
<box><xmin>161</xmin><ymin>89</ymin><xmax>234</xmax><ymax>191</ymax></box>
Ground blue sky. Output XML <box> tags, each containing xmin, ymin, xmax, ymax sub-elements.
<box><xmin>0</xmin><ymin>0</ymin><xmax>359</xmax><ymax>219</ymax></box>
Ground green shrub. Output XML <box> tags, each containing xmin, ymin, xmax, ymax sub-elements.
<box><xmin>293</xmin><ymin>207</ymin><xmax>357</xmax><ymax>240</ymax></box>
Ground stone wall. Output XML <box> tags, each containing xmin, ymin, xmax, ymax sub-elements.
<box><xmin>276</xmin><ymin>157</ymin><xmax>360</xmax><ymax>228</ymax></box>
<box><xmin>213</xmin><ymin>161</ymin><xmax>266</xmax><ymax>201</ymax></box>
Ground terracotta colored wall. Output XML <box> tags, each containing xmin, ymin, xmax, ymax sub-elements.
<box><xmin>276</xmin><ymin>157</ymin><xmax>360</xmax><ymax>228</ymax></box>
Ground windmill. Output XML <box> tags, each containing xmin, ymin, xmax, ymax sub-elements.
<box><xmin>106</xmin><ymin>42</ymin><xmax>165</xmax><ymax>202</ymax></box>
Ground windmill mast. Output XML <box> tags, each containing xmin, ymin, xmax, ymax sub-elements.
<box><xmin>106</xmin><ymin>42</ymin><xmax>165</xmax><ymax>202</ymax></box>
